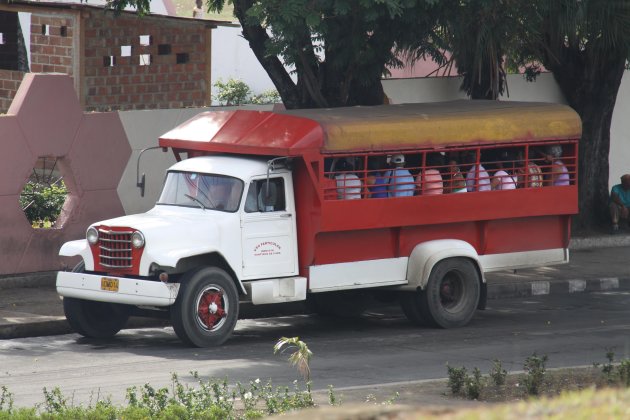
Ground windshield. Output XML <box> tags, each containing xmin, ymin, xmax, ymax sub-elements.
<box><xmin>157</xmin><ymin>171</ymin><xmax>244</xmax><ymax>212</ymax></box>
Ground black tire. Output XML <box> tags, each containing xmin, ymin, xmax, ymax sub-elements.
<box><xmin>171</xmin><ymin>267</ymin><xmax>239</xmax><ymax>347</ymax></box>
<box><xmin>400</xmin><ymin>293</ymin><xmax>429</xmax><ymax>326</ymax></box>
<box><xmin>63</xmin><ymin>261</ymin><xmax>130</xmax><ymax>338</ymax></box>
<box><xmin>405</xmin><ymin>258</ymin><xmax>480</xmax><ymax>329</ymax></box>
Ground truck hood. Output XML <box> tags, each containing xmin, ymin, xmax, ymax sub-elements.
<box><xmin>93</xmin><ymin>205</ymin><xmax>237</xmax><ymax>270</ymax></box>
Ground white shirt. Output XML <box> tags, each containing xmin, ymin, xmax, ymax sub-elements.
<box><xmin>466</xmin><ymin>164</ymin><xmax>491</xmax><ymax>192</ymax></box>
<box><xmin>335</xmin><ymin>173</ymin><xmax>361</xmax><ymax>199</ymax></box>
<box><xmin>493</xmin><ymin>170</ymin><xmax>516</xmax><ymax>190</ymax></box>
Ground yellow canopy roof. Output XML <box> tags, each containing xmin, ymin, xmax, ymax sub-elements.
<box><xmin>281</xmin><ymin>100</ymin><xmax>582</xmax><ymax>153</ymax></box>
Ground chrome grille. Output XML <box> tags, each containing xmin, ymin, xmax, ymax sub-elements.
<box><xmin>98</xmin><ymin>228</ymin><xmax>133</xmax><ymax>268</ymax></box>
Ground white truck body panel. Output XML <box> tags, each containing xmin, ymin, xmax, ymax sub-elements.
<box><xmin>309</xmin><ymin>257</ymin><xmax>408</xmax><ymax>292</ymax></box>
<box><xmin>244</xmin><ymin>277</ymin><xmax>307</xmax><ymax>304</ymax></box>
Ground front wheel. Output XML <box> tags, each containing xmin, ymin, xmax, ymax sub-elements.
<box><xmin>63</xmin><ymin>262</ymin><xmax>130</xmax><ymax>338</ymax></box>
<box><xmin>64</xmin><ymin>298</ymin><xmax>130</xmax><ymax>338</ymax></box>
<box><xmin>171</xmin><ymin>267</ymin><xmax>239</xmax><ymax>347</ymax></box>
<box><xmin>402</xmin><ymin>258</ymin><xmax>480</xmax><ymax>328</ymax></box>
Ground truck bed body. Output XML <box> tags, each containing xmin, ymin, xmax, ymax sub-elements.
<box><xmin>159</xmin><ymin>101</ymin><xmax>581</xmax><ymax>281</ymax></box>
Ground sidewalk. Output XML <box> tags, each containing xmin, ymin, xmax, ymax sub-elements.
<box><xmin>1</xmin><ymin>234</ymin><xmax>629</xmax><ymax>340</ymax></box>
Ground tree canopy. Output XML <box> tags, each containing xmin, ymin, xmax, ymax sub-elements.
<box><xmin>206</xmin><ymin>0</ymin><xmax>443</xmax><ymax>108</ymax></box>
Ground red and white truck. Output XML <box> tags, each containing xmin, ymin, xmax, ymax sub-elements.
<box><xmin>56</xmin><ymin>100</ymin><xmax>581</xmax><ymax>346</ymax></box>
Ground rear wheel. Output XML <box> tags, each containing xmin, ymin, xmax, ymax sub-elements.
<box><xmin>402</xmin><ymin>258</ymin><xmax>480</xmax><ymax>328</ymax></box>
<box><xmin>171</xmin><ymin>267</ymin><xmax>239</xmax><ymax>347</ymax></box>
<box><xmin>63</xmin><ymin>262</ymin><xmax>130</xmax><ymax>338</ymax></box>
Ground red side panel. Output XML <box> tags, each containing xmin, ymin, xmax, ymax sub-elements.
<box><xmin>296</xmin><ymin>186</ymin><xmax>576</xmax><ymax>271</ymax></box>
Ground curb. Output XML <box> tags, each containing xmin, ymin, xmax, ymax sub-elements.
<box><xmin>0</xmin><ymin>271</ymin><xmax>56</xmax><ymax>289</ymax></box>
<box><xmin>0</xmin><ymin>317</ymin><xmax>170</xmax><ymax>340</ymax></box>
<box><xmin>486</xmin><ymin>277</ymin><xmax>630</xmax><ymax>299</ymax></box>
<box><xmin>570</xmin><ymin>234</ymin><xmax>630</xmax><ymax>250</ymax></box>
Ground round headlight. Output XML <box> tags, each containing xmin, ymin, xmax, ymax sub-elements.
<box><xmin>131</xmin><ymin>231</ymin><xmax>145</xmax><ymax>248</ymax></box>
<box><xmin>86</xmin><ymin>227</ymin><xmax>99</xmax><ymax>245</ymax></box>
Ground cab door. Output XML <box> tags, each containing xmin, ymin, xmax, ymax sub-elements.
<box><xmin>241</xmin><ymin>175</ymin><xmax>298</xmax><ymax>279</ymax></box>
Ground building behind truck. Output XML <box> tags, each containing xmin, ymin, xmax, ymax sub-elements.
<box><xmin>56</xmin><ymin>100</ymin><xmax>581</xmax><ymax>347</ymax></box>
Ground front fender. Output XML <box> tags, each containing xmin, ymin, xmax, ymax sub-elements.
<box><xmin>59</xmin><ymin>239</ymin><xmax>95</xmax><ymax>271</ymax></box>
<box><xmin>406</xmin><ymin>239</ymin><xmax>483</xmax><ymax>290</ymax></box>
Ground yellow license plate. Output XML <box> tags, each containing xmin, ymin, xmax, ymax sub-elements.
<box><xmin>101</xmin><ymin>277</ymin><xmax>119</xmax><ymax>292</ymax></box>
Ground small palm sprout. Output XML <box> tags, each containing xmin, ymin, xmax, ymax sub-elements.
<box><xmin>274</xmin><ymin>337</ymin><xmax>313</xmax><ymax>381</ymax></box>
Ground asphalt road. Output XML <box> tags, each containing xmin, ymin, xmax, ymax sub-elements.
<box><xmin>1</xmin><ymin>291</ymin><xmax>630</xmax><ymax>408</ymax></box>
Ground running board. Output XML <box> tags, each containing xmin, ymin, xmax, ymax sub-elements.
<box><xmin>243</xmin><ymin>277</ymin><xmax>307</xmax><ymax>305</ymax></box>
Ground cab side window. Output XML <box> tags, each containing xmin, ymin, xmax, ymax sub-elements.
<box><xmin>244</xmin><ymin>178</ymin><xmax>286</xmax><ymax>213</ymax></box>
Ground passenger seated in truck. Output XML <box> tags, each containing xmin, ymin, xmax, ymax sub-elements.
<box><xmin>335</xmin><ymin>159</ymin><xmax>362</xmax><ymax>199</ymax></box>
<box><xmin>445</xmin><ymin>155</ymin><xmax>467</xmax><ymax>193</ymax></box>
<box><xmin>515</xmin><ymin>150</ymin><xmax>543</xmax><ymax>188</ymax></box>
<box><xmin>464</xmin><ymin>151</ymin><xmax>491</xmax><ymax>192</ymax></box>
<box><xmin>491</xmin><ymin>150</ymin><xmax>517</xmax><ymax>191</ymax></box>
<box><xmin>416</xmin><ymin>153</ymin><xmax>444</xmax><ymax>195</ymax></box>
<box><xmin>541</xmin><ymin>145</ymin><xmax>570</xmax><ymax>186</ymax></box>
<box><xmin>387</xmin><ymin>154</ymin><xmax>415</xmax><ymax>197</ymax></box>
<box><xmin>366</xmin><ymin>156</ymin><xmax>389</xmax><ymax>198</ymax></box>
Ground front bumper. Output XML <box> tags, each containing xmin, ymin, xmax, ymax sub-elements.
<box><xmin>56</xmin><ymin>271</ymin><xmax>180</xmax><ymax>306</ymax></box>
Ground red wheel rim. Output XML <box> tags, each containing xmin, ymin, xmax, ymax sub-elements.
<box><xmin>195</xmin><ymin>286</ymin><xmax>228</xmax><ymax>331</ymax></box>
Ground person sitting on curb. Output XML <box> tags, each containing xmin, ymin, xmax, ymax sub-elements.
<box><xmin>610</xmin><ymin>174</ymin><xmax>630</xmax><ymax>233</ymax></box>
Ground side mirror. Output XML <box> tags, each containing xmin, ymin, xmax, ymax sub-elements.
<box><xmin>137</xmin><ymin>173</ymin><xmax>146</xmax><ymax>197</ymax></box>
<box><xmin>136</xmin><ymin>146</ymin><xmax>163</xmax><ymax>197</ymax></box>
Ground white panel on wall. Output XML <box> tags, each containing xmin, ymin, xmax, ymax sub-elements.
<box><xmin>610</xmin><ymin>71</ymin><xmax>630</xmax><ymax>189</ymax></box>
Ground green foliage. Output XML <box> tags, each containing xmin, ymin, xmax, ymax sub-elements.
<box><xmin>250</xmin><ymin>89</ymin><xmax>281</xmax><ymax>105</ymax></box>
<box><xmin>0</xmin><ymin>387</ymin><xmax>13</xmax><ymax>414</ymax></box>
<box><xmin>601</xmin><ymin>350</ymin><xmax>630</xmax><ymax>388</ymax></box>
<box><xmin>490</xmin><ymin>359</ymin><xmax>507</xmax><ymax>386</ymax></box>
<box><xmin>274</xmin><ymin>336</ymin><xmax>313</xmax><ymax>381</ymax></box>
<box><xmin>447</xmin><ymin>364</ymin><xmax>484</xmax><ymax>399</ymax></box>
<box><xmin>213</xmin><ymin>78</ymin><xmax>252</xmax><ymax>106</ymax></box>
<box><xmin>618</xmin><ymin>360</ymin><xmax>630</xmax><ymax>387</ymax></box>
<box><xmin>446</xmin><ymin>364</ymin><xmax>467</xmax><ymax>395</ymax></box>
<box><xmin>465</xmin><ymin>367</ymin><xmax>483</xmax><ymax>400</ymax></box>
<box><xmin>328</xmin><ymin>384</ymin><xmax>339</xmax><ymax>406</ymax></box>
<box><xmin>523</xmin><ymin>352</ymin><xmax>548</xmax><ymax>396</ymax></box>
<box><xmin>41</xmin><ymin>387</ymin><xmax>67</xmax><ymax>415</ymax></box>
<box><xmin>601</xmin><ymin>348</ymin><xmax>617</xmax><ymax>383</ymax></box>
<box><xmin>0</xmin><ymin>373</ymin><xmax>317</xmax><ymax>419</ymax></box>
<box><xmin>19</xmin><ymin>180</ymin><xmax>67</xmax><ymax>228</ymax></box>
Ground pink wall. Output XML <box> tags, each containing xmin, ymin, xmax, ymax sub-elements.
<box><xmin>0</xmin><ymin>74</ymin><xmax>131</xmax><ymax>275</ymax></box>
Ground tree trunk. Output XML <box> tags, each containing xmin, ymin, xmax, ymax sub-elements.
<box><xmin>232</xmin><ymin>0</ymin><xmax>302</xmax><ymax>108</ymax></box>
<box><xmin>548</xmin><ymin>52</ymin><xmax>627</xmax><ymax>232</ymax></box>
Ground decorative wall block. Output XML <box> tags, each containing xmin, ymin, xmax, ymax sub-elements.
<box><xmin>0</xmin><ymin>74</ymin><xmax>131</xmax><ymax>275</ymax></box>
<box><xmin>67</xmin><ymin>112</ymin><xmax>131</xmax><ymax>192</ymax></box>
<box><xmin>8</xmin><ymin>74</ymin><xmax>83</xmax><ymax>157</ymax></box>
